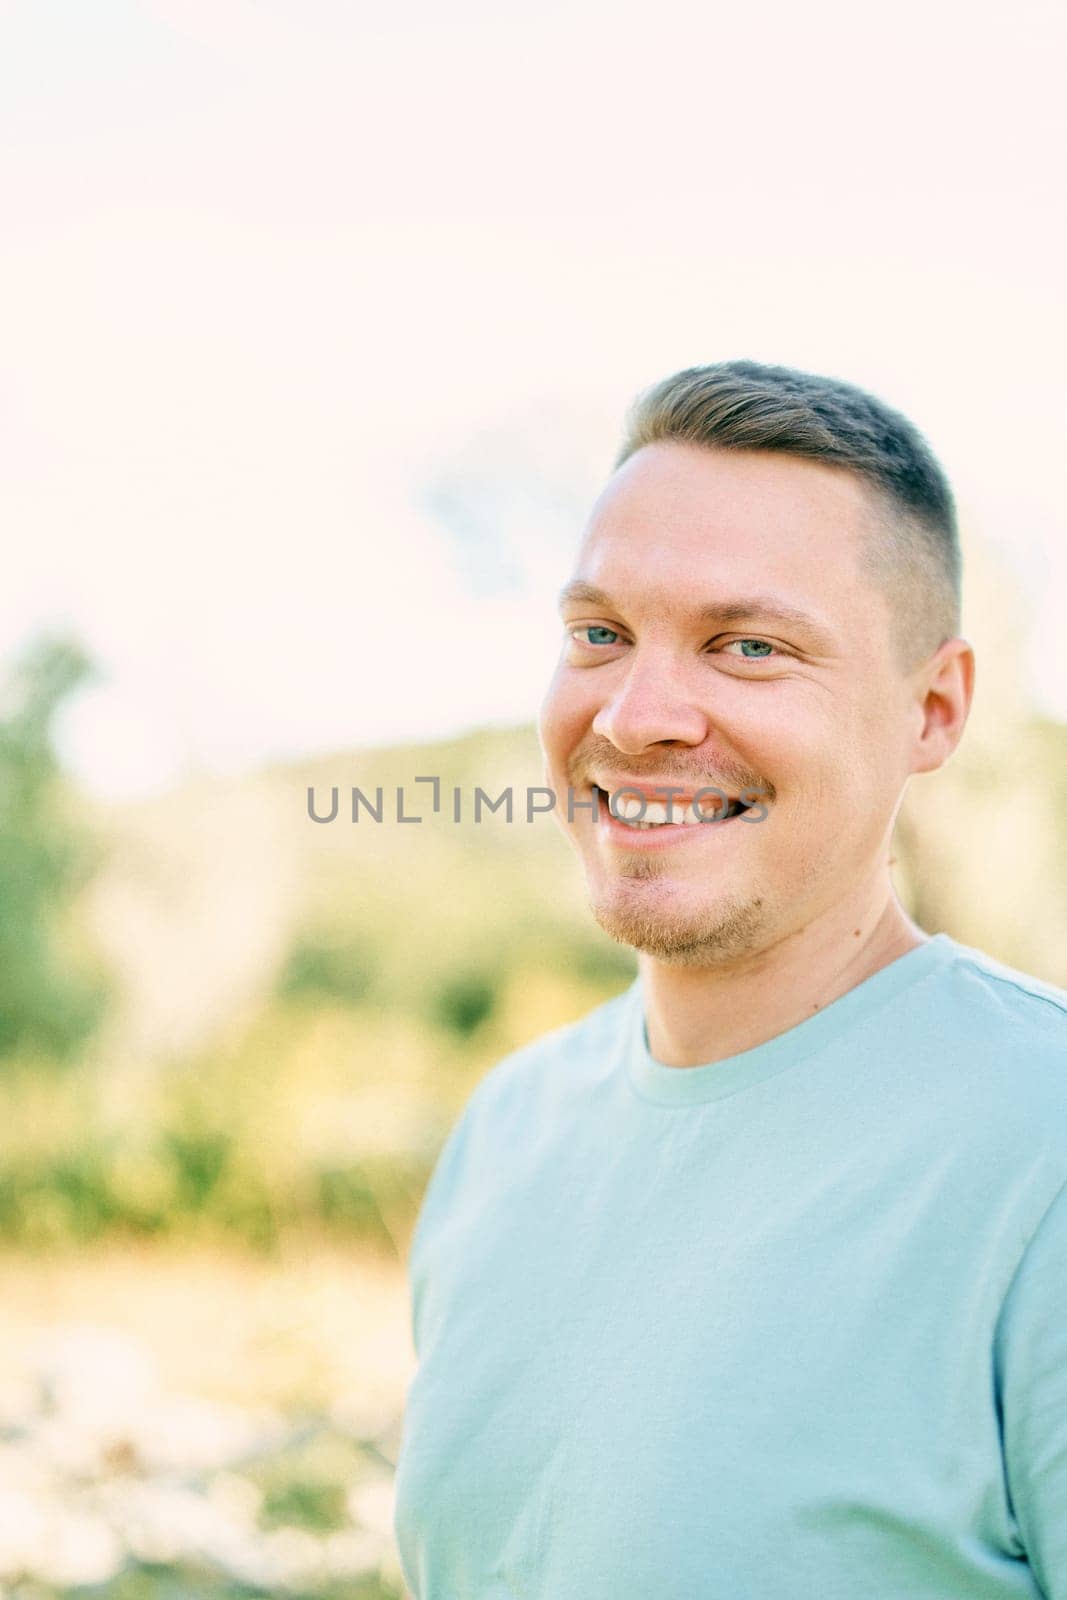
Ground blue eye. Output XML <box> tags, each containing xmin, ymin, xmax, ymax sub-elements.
<box><xmin>579</xmin><ymin>626</ymin><xmax>619</xmax><ymax>646</ymax></box>
<box><xmin>725</xmin><ymin>638</ymin><xmax>775</xmax><ymax>659</ymax></box>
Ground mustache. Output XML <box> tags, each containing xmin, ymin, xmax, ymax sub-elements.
<box><xmin>572</xmin><ymin>752</ymin><xmax>774</xmax><ymax>799</ymax></box>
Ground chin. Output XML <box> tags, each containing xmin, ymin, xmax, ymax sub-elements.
<box><xmin>589</xmin><ymin>889</ymin><xmax>766</xmax><ymax>966</ymax></box>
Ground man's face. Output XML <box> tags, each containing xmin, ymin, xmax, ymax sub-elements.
<box><xmin>538</xmin><ymin>442</ymin><xmax>925</xmax><ymax>965</ymax></box>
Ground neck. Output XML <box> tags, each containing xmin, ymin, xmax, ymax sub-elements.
<box><xmin>638</xmin><ymin>881</ymin><xmax>927</xmax><ymax>1068</ymax></box>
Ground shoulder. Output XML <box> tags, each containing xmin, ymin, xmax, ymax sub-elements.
<box><xmin>936</xmin><ymin>936</ymin><xmax>1067</xmax><ymax>1054</ymax></box>
<box><xmin>455</xmin><ymin>980</ymin><xmax>637</xmax><ymax>1146</ymax></box>
<box><xmin>407</xmin><ymin>983</ymin><xmax>636</xmax><ymax>1274</ymax></box>
<box><xmin>924</xmin><ymin>937</ymin><xmax>1067</xmax><ymax>1169</ymax></box>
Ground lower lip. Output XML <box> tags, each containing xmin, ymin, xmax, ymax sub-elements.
<box><xmin>592</xmin><ymin>790</ymin><xmax>759</xmax><ymax>850</ymax></box>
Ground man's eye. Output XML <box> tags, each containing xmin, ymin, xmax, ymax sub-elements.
<box><xmin>573</xmin><ymin>626</ymin><xmax>620</xmax><ymax>647</ymax></box>
<box><xmin>722</xmin><ymin>638</ymin><xmax>777</xmax><ymax>660</ymax></box>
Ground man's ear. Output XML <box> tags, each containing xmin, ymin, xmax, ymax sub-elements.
<box><xmin>910</xmin><ymin>637</ymin><xmax>976</xmax><ymax>777</ymax></box>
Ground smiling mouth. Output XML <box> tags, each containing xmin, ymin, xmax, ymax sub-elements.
<box><xmin>591</xmin><ymin>785</ymin><xmax>755</xmax><ymax>828</ymax></box>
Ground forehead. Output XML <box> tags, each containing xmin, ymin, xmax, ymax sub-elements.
<box><xmin>574</xmin><ymin>442</ymin><xmax>882</xmax><ymax>626</ymax></box>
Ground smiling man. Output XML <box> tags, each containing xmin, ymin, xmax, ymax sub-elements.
<box><xmin>394</xmin><ymin>362</ymin><xmax>1067</xmax><ymax>1599</ymax></box>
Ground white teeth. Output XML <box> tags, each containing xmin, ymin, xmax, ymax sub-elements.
<box><xmin>602</xmin><ymin>787</ymin><xmax>750</xmax><ymax>828</ymax></box>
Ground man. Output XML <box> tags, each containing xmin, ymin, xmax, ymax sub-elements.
<box><xmin>394</xmin><ymin>362</ymin><xmax>1067</xmax><ymax>1598</ymax></box>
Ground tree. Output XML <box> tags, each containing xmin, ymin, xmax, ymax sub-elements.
<box><xmin>0</xmin><ymin>634</ymin><xmax>110</xmax><ymax>1061</ymax></box>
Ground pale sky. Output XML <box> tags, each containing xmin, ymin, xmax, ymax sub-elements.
<box><xmin>2</xmin><ymin>0</ymin><xmax>1064</xmax><ymax>799</ymax></box>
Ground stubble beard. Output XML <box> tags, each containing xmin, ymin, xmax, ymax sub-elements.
<box><xmin>587</xmin><ymin>859</ymin><xmax>767</xmax><ymax>967</ymax></box>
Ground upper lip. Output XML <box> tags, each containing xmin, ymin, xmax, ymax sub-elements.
<box><xmin>590</xmin><ymin>778</ymin><xmax>751</xmax><ymax>805</ymax></box>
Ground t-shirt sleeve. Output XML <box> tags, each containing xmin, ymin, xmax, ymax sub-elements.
<box><xmin>995</xmin><ymin>1175</ymin><xmax>1067</xmax><ymax>1598</ymax></box>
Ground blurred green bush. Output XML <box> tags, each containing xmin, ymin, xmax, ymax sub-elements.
<box><xmin>0</xmin><ymin>634</ymin><xmax>111</xmax><ymax>1061</ymax></box>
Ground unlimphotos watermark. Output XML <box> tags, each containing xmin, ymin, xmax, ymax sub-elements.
<box><xmin>306</xmin><ymin>780</ymin><xmax>771</xmax><ymax>825</ymax></box>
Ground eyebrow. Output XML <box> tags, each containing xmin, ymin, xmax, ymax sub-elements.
<box><xmin>556</xmin><ymin>579</ymin><xmax>835</xmax><ymax>646</ymax></box>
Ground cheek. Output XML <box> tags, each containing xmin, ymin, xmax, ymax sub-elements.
<box><xmin>737</xmin><ymin>695</ymin><xmax>826</xmax><ymax>789</ymax></box>
<box><xmin>778</xmin><ymin>697</ymin><xmax>900</xmax><ymax>845</ymax></box>
<box><xmin>845</xmin><ymin>685</ymin><xmax>911</xmax><ymax>799</ymax></box>
<box><xmin>745</xmin><ymin>697</ymin><xmax>858</xmax><ymax>822</ymax></box>
<box><xmin>538</xmin><ymin>668</ymin><xmax>589</xmax><ymax>772</ymax></box>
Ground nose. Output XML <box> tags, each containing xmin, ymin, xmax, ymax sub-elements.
<box><xmin>592</xmin><ymin>650</ymin><xmax>710</xmax><ymax>754</ymax></box>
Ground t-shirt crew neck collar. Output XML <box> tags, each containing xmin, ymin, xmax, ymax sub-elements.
<box><xmin>625</xmin><ymin>932</ymin><xmax>958</xmax><ymax>1108</ymax></box>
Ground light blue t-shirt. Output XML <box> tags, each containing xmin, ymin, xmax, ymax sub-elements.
<box><xmin>394</xmin><ymin>934</ymin><xmax>1067</xmax><ymax>1599</ymax></box>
